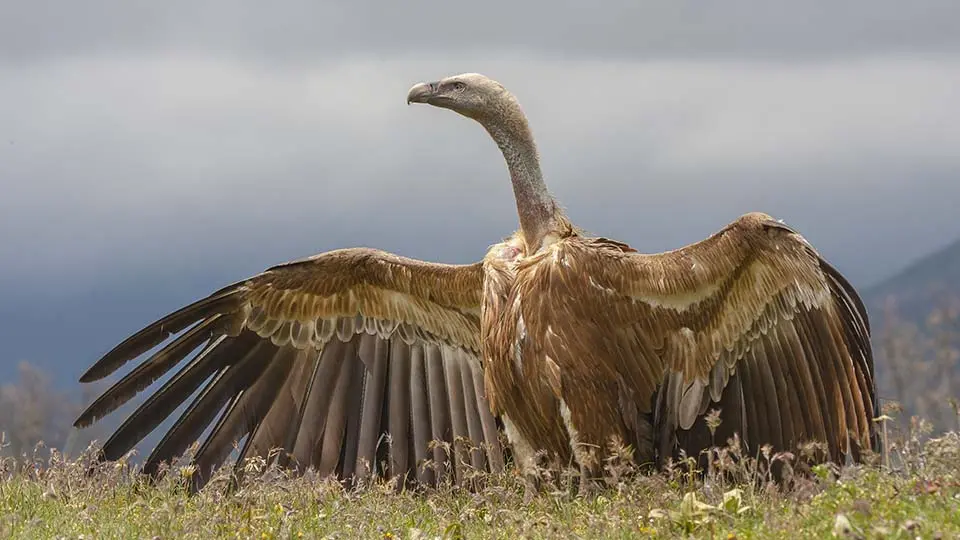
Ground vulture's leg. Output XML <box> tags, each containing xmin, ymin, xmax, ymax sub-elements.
<box><xmin>558</xmin><ymin>385</ymin><xmax>632</xmax><ymax>498</ymax></box>
<box><xmin>501</xmin><ymin>415</ymin><xmax>543</xmax><ymax>502</ymax></box>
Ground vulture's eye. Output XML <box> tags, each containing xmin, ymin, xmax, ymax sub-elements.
<box><xmin>452</xmin><ymin>82</ymin><xmax>466</xmax><ymax>91</ymax></box>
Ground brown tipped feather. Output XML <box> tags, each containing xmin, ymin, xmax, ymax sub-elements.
<box><xmin>75</xmin><ymin>315</ymin><xmax>224</xmax><ymax>428</ymax></box>
<box><xmin>92</xmin><ymin>334</ymin><xmax>234</xmax><ymax>457</ymax></box>
<box><xmin>81</xmin><ymin>284</ymin><xmax>244</xmax><ymax>382</ymax></box>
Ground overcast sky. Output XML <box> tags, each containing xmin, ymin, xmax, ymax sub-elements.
<box><xmin>1</xmin><ymin>1</ymin><xmax>959</xmax><ymax>388</ymax></box>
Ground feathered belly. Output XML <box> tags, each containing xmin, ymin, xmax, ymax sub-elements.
<box><xmin>480</xmin><ymin>270</ymin><xmax>572</xmax><ymax>469</ymax></box>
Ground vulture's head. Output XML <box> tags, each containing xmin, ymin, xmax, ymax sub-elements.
<box><xmin>406</xmin><ymin>73</ymin><xmax>516</xmax><ymax>122</ymax></box>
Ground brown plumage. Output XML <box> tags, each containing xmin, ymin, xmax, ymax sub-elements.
<box><xmin>75</xmin><ymin>73</ymin><xmax>878</xmax><ymax>494</ymax></box>
<box><xmin>496</xmin><ymin>214</ymin><xmax>877</xmax><ymax>481</ymax></box>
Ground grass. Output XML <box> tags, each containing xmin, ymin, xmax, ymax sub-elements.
<box><xmin>2</xmin><ymin>422</ymin><xmax>959</xmax><ymax>539</ymax></box>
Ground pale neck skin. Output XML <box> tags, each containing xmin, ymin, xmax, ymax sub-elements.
<box><xmin>475</xmin><ymin>97</ymin><xmax>566</xmax><ymax>254</ymax></box>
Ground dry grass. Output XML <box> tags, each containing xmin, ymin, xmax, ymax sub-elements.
<box><xmin>1</xmin><ymin>303</ymin><xmax>957</xmax><ymax>538</ymax></box>
<box><xmin>2</xmin><ymin>417</ymin><xmax>959</xmax><ymax>540</ymax></box>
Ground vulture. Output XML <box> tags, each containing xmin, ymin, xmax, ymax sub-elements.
<box><xmin>74</xmin><ymin>72</ymin><xmax>880</xmax><ymax>494</ymax></box>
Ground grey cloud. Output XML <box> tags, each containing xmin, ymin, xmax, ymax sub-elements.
<box><xmin>2</xmin><ymin>1</ymin><xmax>960</xmax><ymax>66</ymax></box>
<box><xmin>1</xmin><ymin>52</ymin><xmax>959</xmax><ymax>293</ymax></box>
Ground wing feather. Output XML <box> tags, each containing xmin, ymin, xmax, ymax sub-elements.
<box><xmin>338</xmin><ymin>346</ymin><xmax>368</xmax><ymax>478</ymax></box>
<box><xmin>425</xmin><ymin>343</ymin><xmax>453</xmax><ymax>483</ymax></box>
<box><xmin>469</xmin><ymin>357</ymin><xmax>505</xmax><ymax>472</ymax></box>
<box><xmin>443</xmin><ymin>345</ymin><xmax>472</xmax><ymax>484</ymax></box>
<box><xmin>354</xmin><ymin>335</ymin><xmax>389</xmax><ymax>480</ymax></box>
<box><xmin>459</xmin><ymin>352</ymin><xmax>488</xmax><ymax>472</ymax></box>
<box><xmin>241</xmin><ymin>348</ymin><xmax>310</xmax><ymax>459</ymax></box>
<box><xmin>408</xmin><ymin>343</ymin><xmax>435</xmax><ymax>485</ymax></box>
<box><xmin>289</xmin><ymin>339</ymin><xmax>347</xmax><ymax>467</ymax></box>
<box><xmin>205</xmin><ymin>345</ymin><xmax>301</xmax><ymax>488</ymax></box>
<box><xmin>521</xmin><ymin>212</ymin><xmax>878</xmax><ymax>467</ymax></box>
<box><xmin>767</xmin><ymin>326</ymin><xmax>806</xmax><ymax>447</ymax></box>
<box><xmin>76</xmin><ymin>315</ymin><xmax>225</xmax><ymax>427</ymax></box>
<box><xmin>91</xmin><ymin>333</ymin><xmax>234</xmax><ymax>459</ymax></box>
<box><xmin>387</xmin><ymin>339</ymin><xmax>412</xmax><ymax>480</ymax></box>
<box><xmin>752</xmin><ymin>341</ymin><xmax>785</xmax><ymax>451</ymax></box>
<box><xmin>735</xmin><ymin>351</ymin><xmax>763</xmax><ymax>451</ymax></box>
<box><xmin>795</xmin><ymin>311</ymin><xmax>842</xmax><ymax>457</ymax></box>
<box><xmin>778</xmin><ymin>322</ymin><xmax>821</xmax><ymax>446</ymax></box>
<box><xmin>142</xmin><ymin>338</ymin><xmax>277</xmax><ymax>476</ymax></box>
<box><xmin>79</xmin><ymin>284</ymin><xmax>244</xmax><ymax>382</ymax></box>
<box><xmin>317</xmin><ymin>340</ymin><xmax>356</xmax><ymax>477</ymax></box>
<box><xmin>74</xmin><ymin>248</ymin><xmax>504</xmax><ymax>491</ymax></box>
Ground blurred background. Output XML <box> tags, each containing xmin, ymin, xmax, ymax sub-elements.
<box><xmin>1</xmin><ymin>1</ymin><xmax>958</xmax><ymax>459</ymax></box>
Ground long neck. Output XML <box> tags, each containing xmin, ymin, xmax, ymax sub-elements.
<box><xmin>482</xmin><ymin>112</ymin><xmax>562</xmax><ymax>253</ymax></box>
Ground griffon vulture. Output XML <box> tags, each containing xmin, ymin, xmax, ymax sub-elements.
<box><xmin>74</xmin><ymin>73</ymin><xmax>879</xmax><ymax>493</ymax></box>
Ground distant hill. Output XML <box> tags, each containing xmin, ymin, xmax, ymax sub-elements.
<box><xmin>862</xmin><ymin>236</ymin><xmax>960</xmax><ymax>324</ymax></box>
<box><xmin>859</xmin><ymin>236</ymin><xmax>960</xmax><ymax>434</ymax></box>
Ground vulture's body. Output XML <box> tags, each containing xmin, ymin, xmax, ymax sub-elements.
<box><xmin>75</xmin><ymin>73</ymin><xmax>879</xmax><ymax>493</ymax></box>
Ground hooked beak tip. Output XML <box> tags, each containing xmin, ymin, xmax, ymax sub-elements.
<box><xmin>406</xmin><ymin>81</ymin><xmax>436</xmax><ymax>105</ymax></box>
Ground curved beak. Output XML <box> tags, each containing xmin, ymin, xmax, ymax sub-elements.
<box><xmin>406</xmin><ymin>81</ymin><xmax>439</xmax><ymax>104</ymax></box>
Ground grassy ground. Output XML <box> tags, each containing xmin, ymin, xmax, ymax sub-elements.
<box><xmin>2</xmin><ymin>426</ymin><xmax>959</xmax><ymax>539</ymax></box>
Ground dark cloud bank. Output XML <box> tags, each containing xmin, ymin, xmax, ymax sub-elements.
<box><xmin>1</xmin><ymin>1</ymin><xmax>958</xmax><ymax>392</ymax></box>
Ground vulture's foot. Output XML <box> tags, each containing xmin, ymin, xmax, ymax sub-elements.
<box><xmin>521</xmin><ymin>473</ymin><xmax>541</xmax><ymax>504</ymax></box>
<box><xmin>576</xmin><ymin>462</ymin><xmax>605</xmax><ymax>499</ymax></box>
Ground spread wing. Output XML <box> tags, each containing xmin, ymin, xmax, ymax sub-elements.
<box><xmin>75</xmin><ymin>248</ymin><xmax>504</xmax><ymax>492</ymax></box>
<box><xmin>527</xmin><ymin>212</ymin><xmax>879</xmax><ymax>465</ymax></box>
